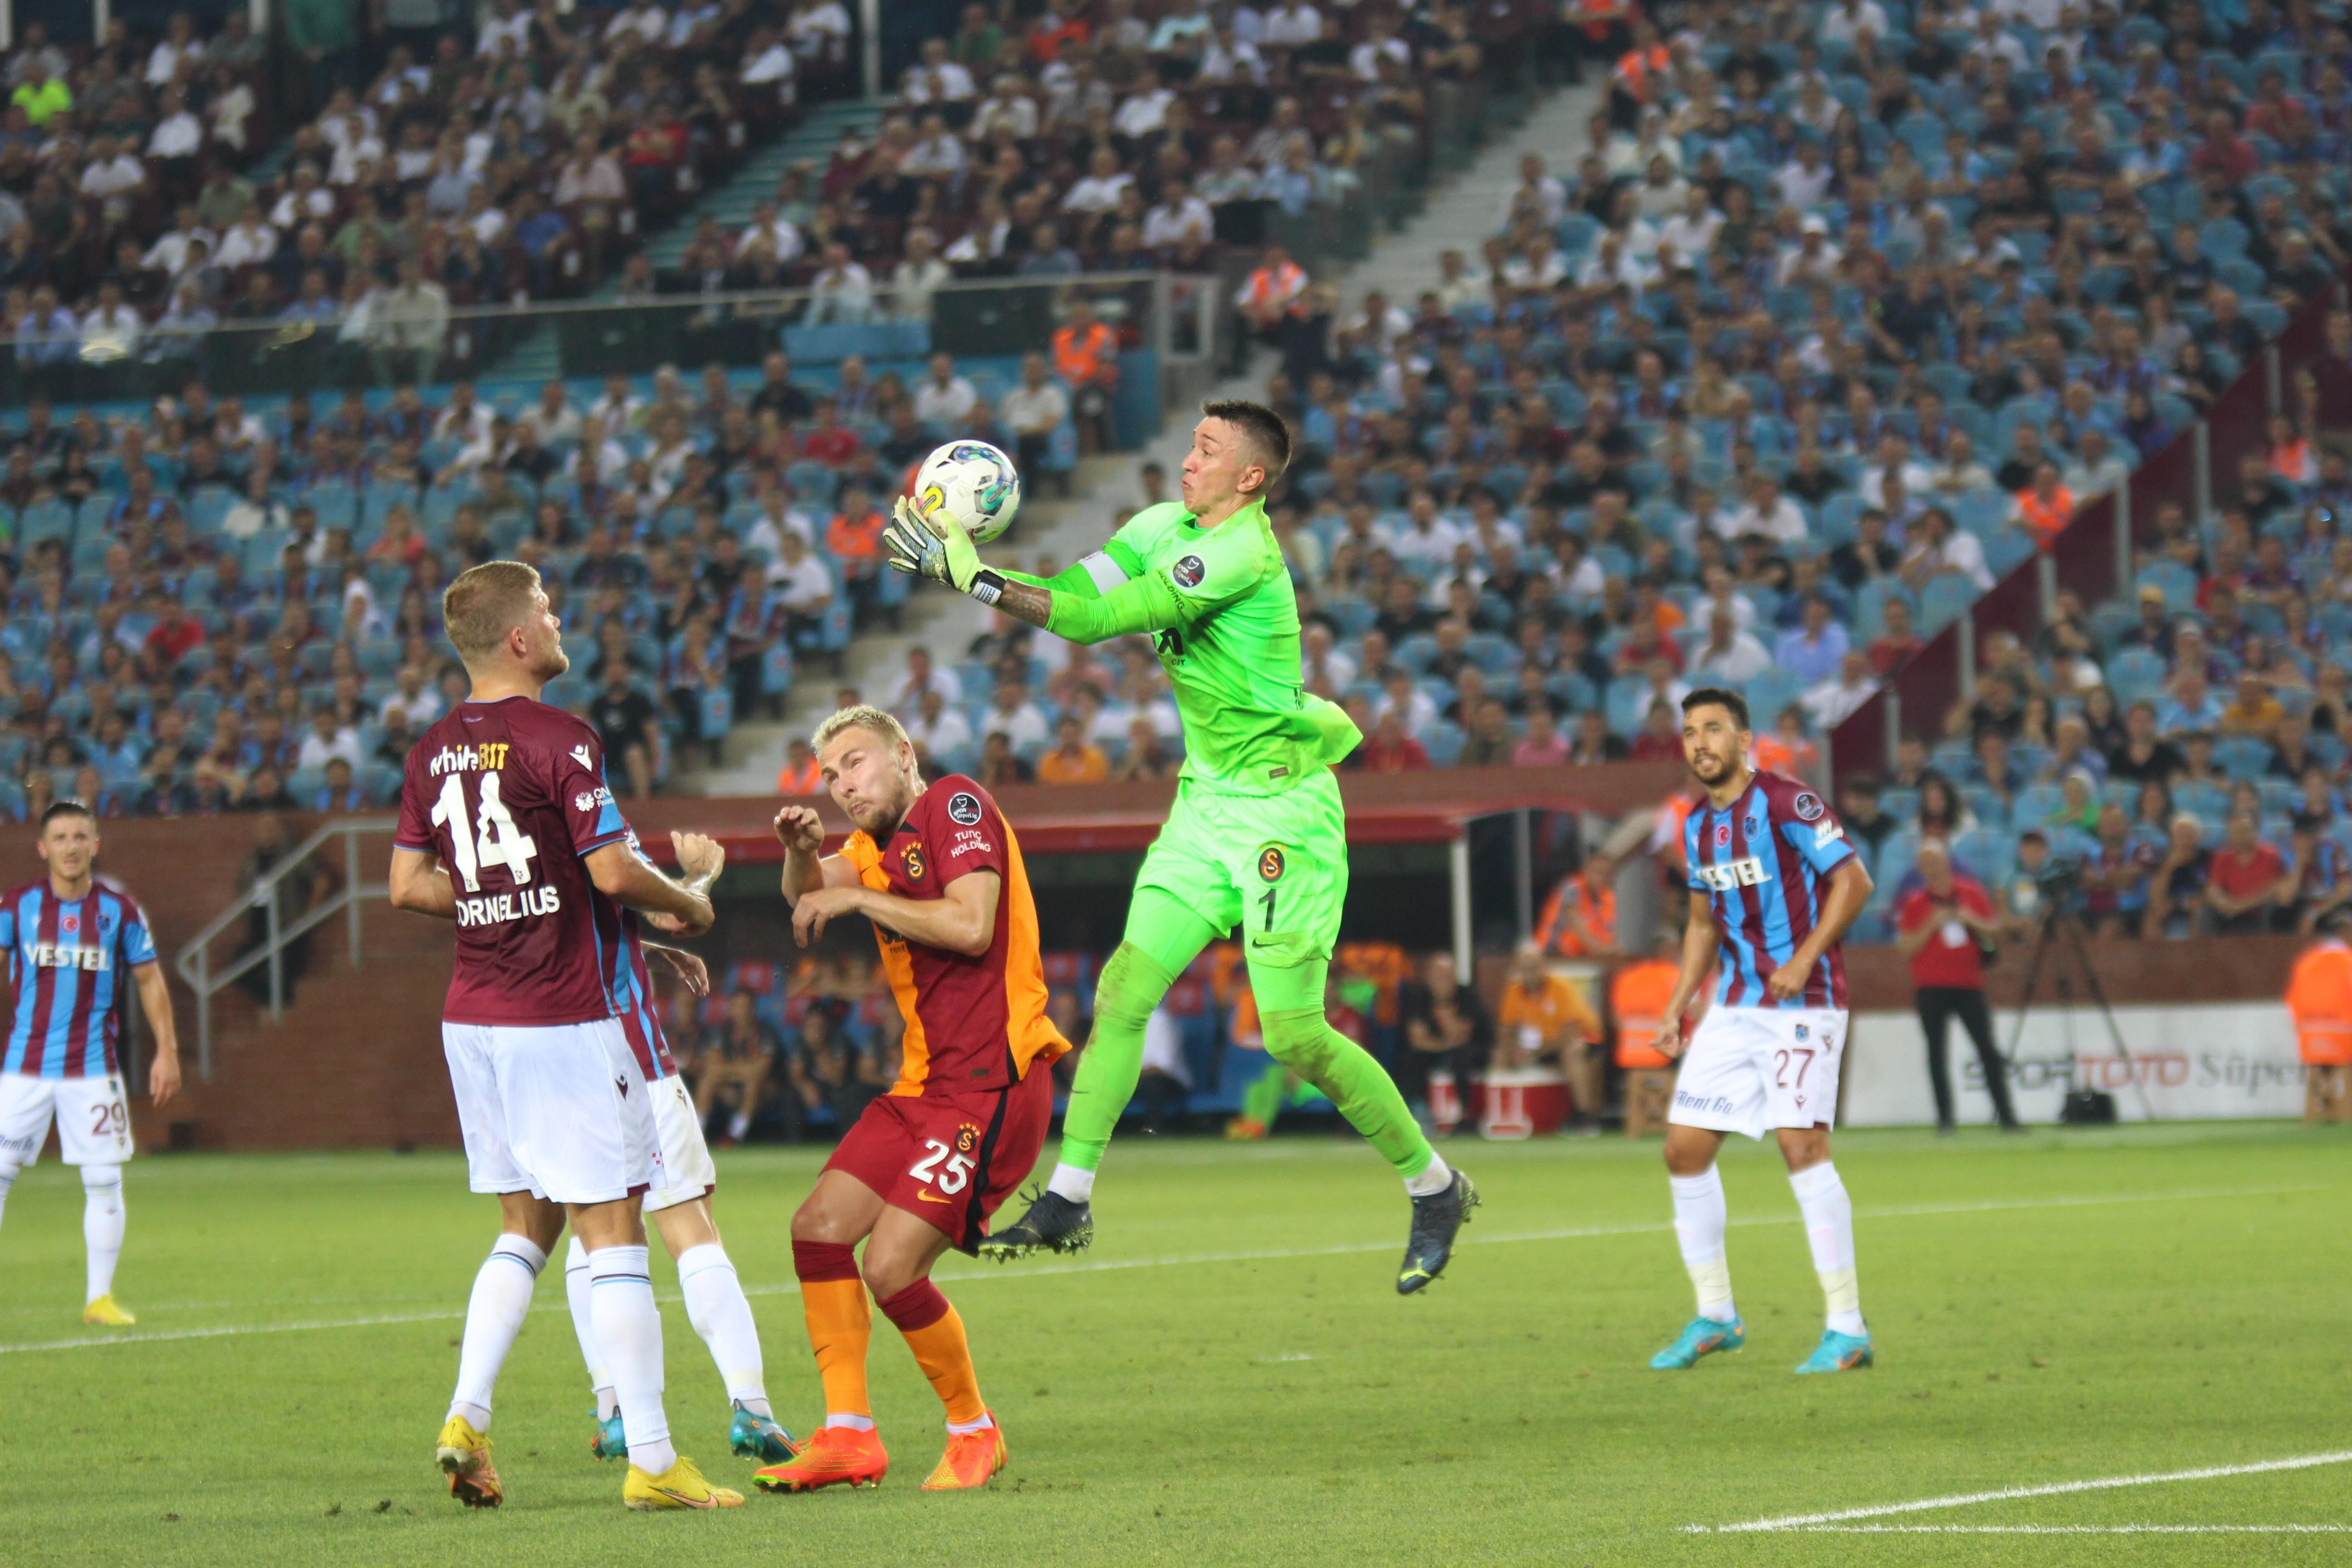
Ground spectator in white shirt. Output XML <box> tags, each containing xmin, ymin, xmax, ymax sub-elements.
<box><xmin>1061</xmin><ymin>147</ymin><xmax>1134</xmax><ymax>214</ymax></box>
<box><xmin>1375</xmin><ymin>670</ymin><xmax>1438</xmax><ymax>738</ymax></box>
<box><xmin>1728</xmin><ymin>474</ymin><xmax>1809</xmax><ymax>545</ymax></box>
<box><xmin>1500</xmin><ymin>153</ymin><xmax>1566</xmax><ymax>229</ymax></box>
<box><xmin>148</xmin><ymin>90</ymin><xmax>205</xmax><ymax>159</ymax></box>
<box><xmin>78</xmin><ymin>136</ymin><xmax>147</xmax><ymax>200</ymax></box>
<box><xmin>520</xmin><ymin>381</ymin><xmax>583</xmax><ymax>446</ymax></box>
<box><xmin>913</xmin><ymin>353</ymin><xmax>978</xmax><ymax>426</ymax></box>
<box><xmin>890</xmin><ymin>228</ymin><xmax>951</xmax><ymax>322</ymax></box>
<box><xmin>1774</xmin><ymin>141</ymin><xmax>1835</xmax><ymax>211</ymax></box>
<box><xmin>971</xmin><ymin>75</ymin><xmax>1038</xmax><ymax>141</ymax></box>
<box><xmin>1914</xmin><ymin>429</ymin><xmax>1994</xmax><ymax>494</ymax></box>
<box><xmin>888</xmin><ymin>647</ymin><xmax>964</xmax><ymax>714</ymax></box>
<box><xmin>1112</xmin><ymin>69</ymin><xmax>1176</xmax><ymax>138</ymax></box>
<box><xmin>1000</xmin><ymin>352</ymin><xmax>1071</xmax><ymax>475</ymax></box>
<box><xmin>980</xmin><ymin>679</ymin><xmax>1049</xmax><ymax>750</ymax></box>
<box><xmin>1656</xmin><ymin>184</ymin><xmax>1722</xmax><ymax>259</ymax></box>
<box><xmin>1689</xmin><ymin>608</ymin><xmax>1776</xmax><ymax>682</ymax></box>
<box><xmin>1142</xmin><ymin>181</ymin><xmax>1214</xmax><ymax>250</ymax></box>
<box><xmin>1900</xmin><ymin>505</ymin><xmax>1994</xmax><ymax>591</ymax></box>
<box><xmin>1803</xmin><ymin>651</ymin><xmax>1882</xmax><ymax>729</ymax></box>
<box><xmin>604</xmin><ymin>1</ymin><xmax>669</xmax><ymax>45</ymax></box>
<box><xmin>1389</xmin><ymin>493</ymin><xmax>1465</xmax><ymax>566</ymax></box>
<box><xmin>804</xmin><ymin>241</ymin><xmax>876</xmax><ymax>325</ymax></box>
<box><xmin>1818</xmin><ymin>0</ymin><xmax>1890</xmax><ymax>46</ymax></box>
<box><xmin>901</xmin><ymin>114</ymin><xmax>966</xmax><ymax>178</ymax></box>
<box><xmin>1261</xmin><ymin>1</ymin><xmax>1322</xmax><ymax>45</ymax></box>
<box><xmin>1350</xmin><ymin>19</ymin><xmax>1410</xmax><ymax>80</ymax></box>
<box><xmin>477</xmin><ymin>0</ymin><xmax>534</xmax><ymax>57</ymax></box>
<box><xmin>270</xmin><ymin>165</ymin><xmax>337</xmax><ymax>230</ymax></box>
<box><xmin>736</xmin><ymin>200</ymin><xmax>805</xmax><ymax>265</ymax></box>
<box><xmin>215</xmin><ymin>206</ymin><xmax>279</xmax><ymax>270</ymax></box>
<box><xmin>145</xmin><ymin>13</ymin><xmax>202</xmax><ymax>85</ymax></box>
<box><xmin>1774</xmin><ymin>215</ymin><xmax>1844</xmax><ymax>286</ymax></box>
<box><xmin>78</xmin><ymin>283</ymin><xmax>142</xmax><ymax>358</ymax></box>
<box><xmin>906</xmin><ymin>688</ymin><xmax>973</xmax><ymax>760</ymax></box>
<box><xmin>902</xmin><ymin>38</ymin><xmax>976</xmax><ymax>103</ymax></box>
<box><xmin>767</xmin><ymin>531</ymin><xmax>835</xmax><ymax>621</ymax></box>
<box><xmin>742</xmin><ymin>27</ymin><xmax>799</xmax><ymax>95</ymax></box>
<box><xmin>2063</xmin><ymin>428</ymin><xmax>2130</xmax><ymax>498</ymax></box>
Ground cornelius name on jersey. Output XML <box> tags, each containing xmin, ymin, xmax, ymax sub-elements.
<box><xmin>426</xmin><ymin>738</ymin><xmax>567</xmax><ymax>928</ymax></box>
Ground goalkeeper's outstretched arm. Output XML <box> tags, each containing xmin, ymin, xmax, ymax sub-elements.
<box><xmin>882</xmin><ymin>497</ymin><xmax>1186</xmax><ymax>644</ymax></box>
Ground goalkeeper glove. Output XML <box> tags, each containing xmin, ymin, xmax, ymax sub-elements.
<box><xmin>883</xmin><ymin>495</ymin><xmax>1008</xmax><ymax>606</ymax></box>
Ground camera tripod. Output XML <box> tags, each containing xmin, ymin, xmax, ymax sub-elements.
<box><xmin>2004</xmin><ymin>903</ymin><xmax>2156</xmax><ymax>1122</ymax></box>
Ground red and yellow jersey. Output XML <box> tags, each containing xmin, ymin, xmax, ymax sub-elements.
<box><xmin>840</xmin><ymin>775</ymin><xmax>1069</xmax><ymax>1097</ymax></box>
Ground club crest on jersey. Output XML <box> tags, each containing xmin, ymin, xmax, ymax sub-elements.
<box><xmin>953</xmin><ymin>1122</ymin><xmax>980</xmax><ymax>1156</ymax></box>
<box><xmin>1258</xmin><ymin>844</ymin><xmax>1287</xmax><ymax>882</ymax></box>
<box><xmin>1713</xmin><ymin>823</ymin><xmax>1732</xmax><ymax>847</ymax></box>
<box><xmin>902</xmin><ymin>843</ymin><xmax>927</xmax><ymax>882</ymax></box>
<box><xmin>1794</xmin><ymin>1023</ymin><xmax>1809</xmax><ymax>1041</ymax></box>
<box><xmin>1171</xmin><ymin>554</ymin><xmax>1206</xmax><ymax>588</ymax></box>
<box><xmin>1793</xmin><ymin>790</ymin><xmax>1827</xmax><ymax>822</ymax></box>
<box><xmin>946</xmin><ymin>791</ymin><xmax>983</xmax><ymax>826</ymax></box>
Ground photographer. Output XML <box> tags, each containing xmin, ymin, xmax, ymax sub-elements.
<box><xmin>1896</xmin><ymin>841</ymin><xmax>2022</xmax><ymax>1132</ymax></box>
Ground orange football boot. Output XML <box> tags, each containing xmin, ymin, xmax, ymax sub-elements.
<box><xmin>752</xmin><ymin>1423</ymin><xmax>889</xmax><ymax>1492</ymax></box>
<box><xmin>920</xmin><ymin>1417</ymin><xmax>1006</xmax><ymax>1491</ymax></box>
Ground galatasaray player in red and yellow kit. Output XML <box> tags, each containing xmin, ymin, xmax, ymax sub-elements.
<box><xmin>756</xmin><ymin>705</ymin><xmax>1068</xmax><ymax>1494</ymax></box>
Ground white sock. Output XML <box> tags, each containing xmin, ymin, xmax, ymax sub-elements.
<box><xmin>676</xmin><ymin>1242</ymin><xmax>769</xmax><ymax>1414</ymax></box>
<box><xmin>1046</xmin><ymin>1161</ymin><xmax>1095</xmax><ymax>1202</ymax></box>
<box><xmin>589</xmin><ymin>1244</ymin><xmax>676</xmax><ymax>1474</ymax></box>
<box><xmin>1405</xmin><ymin>1149</ymin><xmax>1454</xmax><ymax>1197</ymax></box>
<box><xmin>81</xmin><ymin>1164</ymin><xmax>126</xmax><ymax>1303</ymax></box>
<box><xmin>727</xmin><ymin>1109</ymin><xmax>750</xmax><ymax>1140</ymax></box>
<box><xmin>945</xmin><ymin>1411</ymin><xmax>995</xmax><ymax>1434</ymax></box>
<box><xmin>563</xmin><ymin>1236</ymin><xmax>617</xmax><ymax>1419</ymax></box>
<box><xmin>825</xmin><ymin>1413</ymin><xmax>876</xmax><ymax>1431</ymax></box>
<box><xmin>1789</xmin><ymin>1161</ymin><xmax>1863</xmax><ymax>1335</ymax></box>
<box><xmin>447</xmin><ymin>1234</ymin><xmax>548</xmax><ymax>1428</ymax></box>
<box><xmin>1669</xmin><ymin>1167</ymin><xmax>1736</xmax><ymax>1322</ymax></box>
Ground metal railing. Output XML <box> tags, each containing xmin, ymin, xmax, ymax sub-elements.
<box><xmin>172</xmin><ymin>816</ymin><xmax>398</xmax><ymax>1080</ymax></box>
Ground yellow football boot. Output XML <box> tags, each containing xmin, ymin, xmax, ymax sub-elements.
<box><xmin>623</xmin><ymin>1454</ymin><xmax>745</xmax><ymax>1510</ymax></box>
<box><xmin>434</xmin><ymin>1416</ymin><xmax>503</xmax><ymax>1508</ymax></box>
<box><xmin>920</xmin><ymin>1418</ymin><xmax>1006</xmax><ymax>1491</ymax></box>
<box><xmin>80</xmin><ymin>1294</ymin><xmax>136</xmax><ymax>1326</ymax></box>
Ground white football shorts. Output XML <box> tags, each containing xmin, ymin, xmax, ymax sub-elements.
<box><xmin>441</xmin><ymin>1020</ymin><xmax>660</xmax><ymax>1205</ymax></box>
<box><xmin>1667</xmin><ymin>1006</ymin><xmax>1848</xmax><ymax>1141</ymax></box>
<box><xmin>642</xmin><ymin>1073</ymin><xmax>717</xmax><ymax>1214</ymax></box>
<box><xmin>0</xmin><ymin>1072</ymin><xmax>134</xmax><ymax>1166</ymax></box>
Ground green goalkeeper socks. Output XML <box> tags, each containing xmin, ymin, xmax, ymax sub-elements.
<box><xmin>1056</xmin><ymin>941</ymin><xmax>1180</xmax><ymax>1175</ymax></box>
<box><xmin>1259</xmin><ymin>1007</ymin><xmax>1438</xmax><ymax>1182</ymax></box>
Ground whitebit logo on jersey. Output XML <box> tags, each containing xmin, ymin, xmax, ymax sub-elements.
<box><xmin>429</xmin><ymin>742</ymin><xmax>512</xmax><ymax>775</ymax></box>
<box><xmin>1695</xmin><ymin>855</ymin><xmax>1773</xmax><ymax>892</ymax></box>
<box><xmin>571</xmin><ymin>744</ymin><xmax>597</xmax><ymax>771</ymax></box>
<box><xmin>946</xmin><ymin>791</ymin><xmax>983</xmax><ymax>826</ymax></box>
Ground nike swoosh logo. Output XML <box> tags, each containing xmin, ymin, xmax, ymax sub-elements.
<box><xmin>1250</xmin><ymin>937</ymin><xmax>1280</xmax><ymax>948</ymax></box>
<box><xmin>917</xmin><ymin>1189</ymin><xmax>952</xmax><ymax>1204</ymax></box>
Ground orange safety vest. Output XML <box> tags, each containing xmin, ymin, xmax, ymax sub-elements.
<box><xmin>1051</xmin><ymin>321</ymin><xmax>1119</xmax><ymax>388</ymax></box>
<box><xmin>1613</xmin><ymin>44</ymin><xmax>1671</xmax><ymax>102</ymax></box>
<box><xmin>1535</xmin><ymin>874</ymin><xmax>1618</xmax><ymax>957</ymax></box>
<box><xmin>2012</xmin><ymin>484</ymin><xmax>2075</xmax><ymax>548</ymax></box>
<box><xmin>2286</xmin><ymin>938</ymin><xmax>2352</xmax><ymax>1065</ymax></box>
<box><xmin>776</xmin><ymin>757</ymin><xmax>823</xmax><ymax>795</ymax></box>
<box><xmin>1240</xmin><ymin>259</ymin><xmax>1307</xmax><ymax>316</ymax></box>
<box><xmin>1611</xmin><ymin>958</ymin><xmax>1680</xmax><ymax>1068</ymax></box>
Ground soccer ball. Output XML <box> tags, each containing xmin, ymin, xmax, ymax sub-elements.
<box><xmin>913</xmin><ymin>441</ymin><xmax>1023</xmax><ymax>545</ymax></box>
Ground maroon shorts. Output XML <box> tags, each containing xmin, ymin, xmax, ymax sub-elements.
<box><xmin>823</xmin><ymin>1067</ymin><xmax>1052</xmax><ymax>1254</ymax></box>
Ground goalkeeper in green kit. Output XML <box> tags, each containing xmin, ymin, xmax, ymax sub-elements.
<box><xmin>882</xmin><ymin>400</ymin><xmax>1476</xmax><ymax>1294</ymax></box>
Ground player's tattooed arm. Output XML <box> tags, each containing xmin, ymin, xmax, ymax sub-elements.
<box><xmin>992</xmin><ymin>576</ymin><xmax>1056</xmax><ymax>629</ymax></box>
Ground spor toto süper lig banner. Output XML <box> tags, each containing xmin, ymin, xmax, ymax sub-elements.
<box><xmin>1838</xmin><ymin>1003</ymin><xmax>2307</xmax><ymax>1124</ymax></box>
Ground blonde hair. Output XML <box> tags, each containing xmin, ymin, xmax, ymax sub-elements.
<box><xmin>442</xmin><ymin>561</ymin><xmax>544</xmax><ymax>665</ymax></box>
<box><xmin>812</xmin><ymin>703</ymin><xmax>911</xmax><ymax>756</ymax></box>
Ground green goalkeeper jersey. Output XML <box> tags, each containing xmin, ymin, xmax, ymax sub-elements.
<box><xmin>1007</xmin><ymin>498</ymin><xmax>1360</xmax><ymax>795</ymax></box>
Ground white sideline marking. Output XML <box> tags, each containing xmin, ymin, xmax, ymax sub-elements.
<box><xmin>1688</xmin><ymin>1451</ymin><xmax>2352</xmax><ymax>1534</ymax></box>
<box><xmin>1789</xmin><ymin>1525</ymin><xmax>2352</xmax><ymax>1535</ymax></box>
<box><xmin>0</xmin><ymin>1183</ymin><xmax>2317</xmax><ymax>1357</ymax></box>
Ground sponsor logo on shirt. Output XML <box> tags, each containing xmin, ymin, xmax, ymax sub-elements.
<box><xmin>429</xmin><ymin>742</ymin><xmax>512</xmax><ymax>775</ymax></box>
<box><xmin>571</xmin><ymin>744</ymin><xmax>597</xmax><ymax>771</ymax></box>
<box><xmin>1792</xmin><ymin>790</ymin><xmax>1827</xmax><ymax>822</ymax></box>
<box><xmin>1695</xmin><ymin>855</ymin><xmax>1773</xmax><ymax>892</ymax></box>
<box><xmin>27</xmin><ymin>944</ymin><xmax>108</xmax><ymax>971</ymax></box>
<box><xmin>946</xmin><ymin>791</ymin><xmax>983</xmax><ymax>826</ymax></box>
<box><xmin>575</xmin><ymin>786</ymin><xmax>613</xmax><ymax>813</ymax></box>
<box><xmin>951</xmin><ymin>829</ymin><xmax>993</xmax><ymax>856</ymax></box>
<box><xmin>1171</xmin><ymin>554</ymin><xmax>1206</xmax><ymax>588</ymax></box>
<box><xmin>1813</xmin><ymin>822</ymin><xmax>1846</xmax><ymax>848</ymax></box>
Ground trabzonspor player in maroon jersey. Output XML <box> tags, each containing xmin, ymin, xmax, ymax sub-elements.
<box><xmin>388</xmin><ymin>561</ymin><xmax>740</xmax><ymax>1513</ymax></box>
<box><xmin>1645</xmin><ymin>688</ymin><xmax>1879</xmax><ymax>1378</ymax></box>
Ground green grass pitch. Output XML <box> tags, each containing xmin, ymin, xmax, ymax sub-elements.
<box><xmin>1</xmin><ymin>1122</ymin><xmax>2346</xmax><ymax>1566</ymax></box>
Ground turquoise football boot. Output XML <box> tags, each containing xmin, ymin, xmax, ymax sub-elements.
<box><xmin>1794</xmin><ymin>1328</ymin><xmax>1874</xmax><ymax>1374</ymax></box>
<box><xmin>729</xmin><ymin>1401</ymin><xmax>801</xmax><ymax>1463</ymax></box>
<box><xmin>1648</xmin><ymin>1315</ymin><xmax>1746</xmax><ymax>1369</ymax></box>
<box><xmin>590</xmin><ymin>1408</ymin><xmax>627</xmax><ymax>1460</ymax></box>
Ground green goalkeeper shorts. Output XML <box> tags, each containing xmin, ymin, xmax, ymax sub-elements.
<box><xmin>1133</xmin><ymin>769</ymin><xmax>1348</xmax><ymax>1014</ymax></box>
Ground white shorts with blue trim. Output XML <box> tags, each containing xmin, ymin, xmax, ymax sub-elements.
<box><xmin>643</xmin><ymin>1073</ymin><xmax>717</xmax><ymax>1214</ymax></box>
<box><xmin>0</xmin><ymin>1072</ymin><xmax>133</xmax><ymax>1166</ymax></box>
<box><xmin>441</xmin><ymin>1020</ymin><xmax>660</xmax><ymax>1205</ymax></box>
<box><xmin>1667</xmin><ymin>1006</ymin><xmax>1848</xmax><ymax>1141</ymax></box>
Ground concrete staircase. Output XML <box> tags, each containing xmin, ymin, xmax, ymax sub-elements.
<box><xmin>475</xmin><ymin>97</ymin><xmax>886</xmax><ymax>385</ymax></box>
